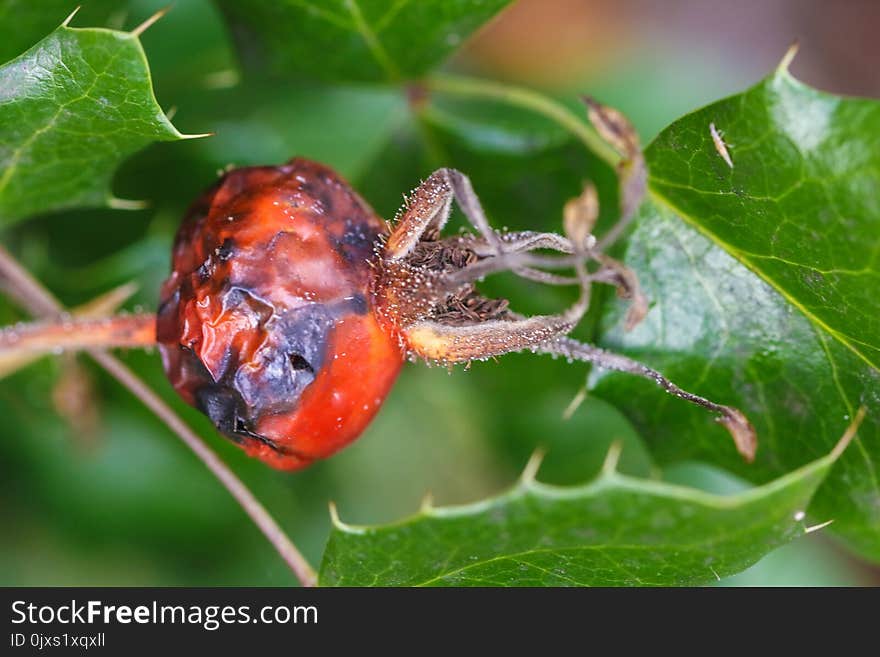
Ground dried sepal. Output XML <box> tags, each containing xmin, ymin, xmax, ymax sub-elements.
<box><xmin>563</xmin><ymin>183</ymin><xmax>599</xmax><ymax>250</ymax></box>
<box><xmin>718</xmin><ymin>407</ymin><xmax>758</xmax><ymax>463</ymax></box>
<box><xmin>593</xmin><ymin>254</ymin><xmax>649</xmax><ymax>331</ymax></box>
<box><xmin>583</xmin><ymin>96</ymin><xmax>641</xmax><ymax>160</ymax></box>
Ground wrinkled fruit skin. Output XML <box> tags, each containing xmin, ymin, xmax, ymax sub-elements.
<box><xmin>157</xmin><ymin>158</ymin><xmax>404</xmax><ymax>470</ymax></box>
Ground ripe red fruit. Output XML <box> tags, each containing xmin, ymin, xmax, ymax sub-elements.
<box><xmin>157</xmin><ymin>159</ymin><xmax>403</xmax><ymax>470</ymax></box>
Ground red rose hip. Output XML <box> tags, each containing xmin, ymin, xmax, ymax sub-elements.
<box><xmin>156</xmin><ymin>159</ymin><xmax>403</xmax><ymax>470</ymax></box>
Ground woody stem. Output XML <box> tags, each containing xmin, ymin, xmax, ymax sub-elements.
<box><xmin>0</xmin><ymin>314</ymin><xmax>157</xmax><ymax>356</ymax></box>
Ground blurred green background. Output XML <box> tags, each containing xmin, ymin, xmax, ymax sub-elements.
<box><xmin>1</xmin><ymin>0</ymin><xmax>878</xmax><ymax>586</ymax></box>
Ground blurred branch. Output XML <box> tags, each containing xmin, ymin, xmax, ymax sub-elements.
<box><xmin>0</xmin><ymin>245</ymin><xmax>318</xmax><ymax>587</ymax></box>
<box><xmin>1</xmin><ymin>282</ymin><xmax>141</xmax><ymax>381</ymax></box>
<box><xmin>0</xmin><ymin>245</ymin><xmax>59</xmax><ymax>317</ymax></box>
<box><xmin>1</xmin><ymin>314</ymin><xmax>157</xmax><ymax>355</ymax></box>
<box><xmin>424</xmin><ymin>73</ymin><xmax>621</xmax><ymax>167</ymax></box>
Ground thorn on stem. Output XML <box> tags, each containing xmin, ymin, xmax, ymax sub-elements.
<box><xmin>562</xmin><ymin>386</ymin><xmax>587</xmax><ymax>421</ymax></box>
<box><xmin>73</xmin><ymin>281</ymin><xmax>140</xmax><ymax>318</ymax></box>
<box><xmin>601</xmin><ymin>440</ymin><xmax>623</xmax><ymax>476</ymax></box>
<box><xmin>108</xmin><ymin>197</ymin><xmax>149</xmax><ymax>211</ymax></box>
<box><xmin>777</xmin><ymin>39</ymin><xmax>800</xmax><ymax>74</ymax></box>
<box><xmin>62</xmin><ymin>6</ymin><xmax>81</xmax><ymax>27</ymax></box>
<box><xmin>804</xmin><ymin>519</ymin><xmax>834</xmax><ymax>535</ymax></box>
<box><xmin>520</xmin><ymin>447</ymin><xmax>547</xmax><ymax>484</ymax></box>
<box><xmin>180</xmin><ymin>131</ymin><xmax>216</xmax><ymax>141</ymax></box>
<box><xmin>131</xmin><ymin>5</ymin><xmax>171</xmax><ymax>37</ymax></box>
<box><xmin>328</xmin><ymin>501</ymin><xmax>342</xmax><ymax>527</ymax></box>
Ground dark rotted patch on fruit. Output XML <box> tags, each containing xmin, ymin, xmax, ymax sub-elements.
<box><xmin>156</xmin><ymin>159</ymin><xmax>396</xmax><ymax>466</ymax></box>
<box><xmin>196</xmin><ymin>238</ymin><xmax>236</xmax><ymax>282</ymax></box>
<box><xmin>231</xmin><ymin>303</ymin><xmax>337</xmax><ymax>417</ymax></box>
<box><xmin>216</xmin><ymin>238</ymin><xmax>235</xmax><ymax>261</ymax></box>
<box><xmin>194</xmin><ymin>383</ymin><xmax>251</xmax><ymax>443</ymax></box>
<box><xmin>295</xmin><ymin>178</ymin><xmax>336</xmax><ymax>217</ymax></box>
<box><xmin>348</xmin><ymin>292</ymin><xmax>368</xmax><ymax>315</ymax></box>
<box><xmin>177</xmin><ymin>303</ymin><xmax>338</xmax><ymax>451</ymax></box>
<box><xmin>196</xmin><ymin>260</ymin><xmax>214</xmax><ymax>282</ymax></box>
<box><xmin>332</xmin><ymin>214</ymin><xmax>381</xmax><ymax>265</ymax></box>
<box><xmin>194</xmin><ymin>382</ymin><xmax>296</xmax><ymax>455</ymax></box>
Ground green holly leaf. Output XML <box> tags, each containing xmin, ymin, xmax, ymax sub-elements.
<box><xmin>592</xmin><ymin>59</ymin><xmax>880</xmax><ymax>560</ymax></box>
<box><xmin>0</xmin><ymin>18</ymin><xmax>200</xmax><ymax>225</ymax></box>
<box><xmin>320</xmin><ymin>436</ymin><xmax>848</xmax><ymax>586</ymax></box>
<box><xmin>215</xmin><ymin>0</ymin><xmax>513</xmax><ymax>82</ymax></box>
